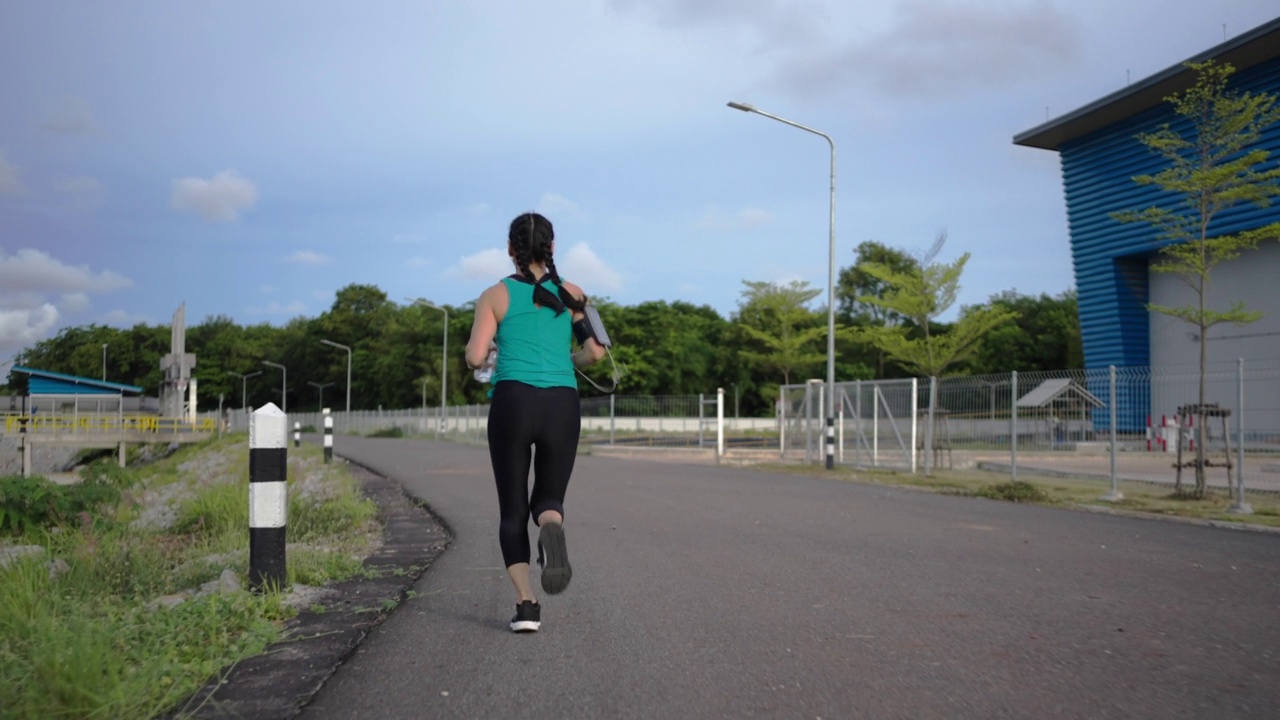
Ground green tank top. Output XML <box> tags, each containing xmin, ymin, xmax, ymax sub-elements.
<box><xmin>491</xmin><ymin>276</ymin><xmax>577</xmax><ymax>389</ymax></box>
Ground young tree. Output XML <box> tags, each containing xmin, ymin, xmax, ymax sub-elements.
<box><xmin>733</xmin><ymin>280</ymin><xmax>826</xmax><ymax>388</ymax></box>
<box><xmin>836</xmin><ymin>240</ymin><xmax>921</xmax><ymax>377</ymax></box>
<box><xmin>1112</xmin><ymin>60</ymin><xmax>1280</xmax><ymax>498</ymax></box>
<box><xmin>855</xmin><ymin>233</ymin><xmax>1016</xmax><ymax>379</ymax></box>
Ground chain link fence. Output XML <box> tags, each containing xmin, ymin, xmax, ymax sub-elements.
<box><xmin>781</xmin><ymin>359</ymin><xmax>1280</xmax><ymax>493</ymax></box>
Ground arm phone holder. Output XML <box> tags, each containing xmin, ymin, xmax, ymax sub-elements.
<box><xmin>573</xmin><ymin>305</ymin><xmax>625</xmax><ymax>393</ymax></box>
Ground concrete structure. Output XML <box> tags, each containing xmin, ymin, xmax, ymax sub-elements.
<box><xmin>1014</xmin><ymin>17</ymin><xmax>1280</xmax><ymax>430</ymax></box>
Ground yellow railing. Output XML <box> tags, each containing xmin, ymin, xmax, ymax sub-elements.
<box><xmin>1</xmin><ymin>414</ymin><xmax>216</xmax><ymax>434</ymax></box>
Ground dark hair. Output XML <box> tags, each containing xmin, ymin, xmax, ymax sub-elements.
<box><xmin>508</xmin><ymin>212</ymin><xmax>587</xmax><ymax>316</ymax></box>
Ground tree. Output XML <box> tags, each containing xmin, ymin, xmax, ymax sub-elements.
<box><xmin>836</xmin><ymin>241</ymin><xmax>920</xmax><ymax>377</ymax></box>
<box><xmin>1111</xmin><ymin>60</ymin><xmax>1280</xmax><ymax>498</ymax></box>
<box><xmin>733</xmin><ymin>280</ymin><xmax>826</xmax><ymax>388</ymax></box>
<box><xmin>855</xmin><ymin>233</ymin><xmax>1016</xmax><ymax>378</ymax></box>
<box><xmin>967</xmin><ymin>290</ymin><xmax>1083</xmax><ymax>373</ymax></box>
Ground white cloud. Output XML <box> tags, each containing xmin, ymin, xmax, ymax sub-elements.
<box><xmin>170</xmin><ymin>170</ymin><xmax>258</xmax><ymax>222</ymax></box>
<box><xmin>779</xmin><ymin>0</ymin><xmax>1082</xmax><ymax>100</ymax></box>
<box><xmin>103</xmin><ymin>309</ymin><xmax>149</xmax><ymax>326</ymax></box>
<box><xmin>0</xmin><ymin>151</ymin><xmax>25</xmax><ymax>195</ymax></box>
<box><xmin>0</xmin><ymin>304</ymin><xmax>59</xmax><ymax>356</ymax></box>
<box><xmin>53</xmin><ymin>175</ymin><xmax>106</xmax><ymax>211</ymax></box>
<box><xmin>37</xmin><ymin>95</ymin><xmax>101</xmax><ymax>135</ymax></box>
<box><xmin>561</xmin><ymin>242</ymin><xmax>623</xmax><ymax>293</ymax></box>
<box><xmin>696</xmin><ymin>205</ymin><xmax>774</xmax><ymax>231</ymax></box>
<box><xmin>0</xmin><ymin>248</ymin><xmax>132</xmax><ymax>295</ymax></box>
<box><xmin>448</xmin><ymin>248</ymin><xmax>513</xmax><ymax>280</ymax></box>
<box><xmin>285</xmin><ymin>250</ymin><xmax>330</xmax><ymax>265</ymax></box>
<box><xmin>59</xmin><ymin>293</ymin><xmax>91</xmax><ymax>314</ymax></box>
<box><xmin>0</xmin><ymin>248</ymin><xmax>132</xmax><ymax>360</ymax></box>
<box><xmin>248</xmin><ymin>301</ymin><xmax>308</xmax><ymax>316</ymax></box>
<box><xmin>537</xmin><ymin>193</ymin><xmax>587</xmax><ymax>223</ymax></box>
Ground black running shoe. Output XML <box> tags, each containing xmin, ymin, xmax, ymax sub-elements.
<box><xmin>538</xmin><ymin>522</ymin><xmax>572</xmax><ymax>595</ymax></box>
<box><xmin>510</xmin><ymin>600</ymin><xmax>541</xmax><ymax>633</ymax></box>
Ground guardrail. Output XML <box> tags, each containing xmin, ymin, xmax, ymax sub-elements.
<box><xmin>1</xmin><ymin>414</ymin><xmax>217</xmax><ymax>434</ymax></box>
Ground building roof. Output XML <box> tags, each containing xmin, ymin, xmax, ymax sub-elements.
<box><xmin>11</xmin><ymin>366</ymin><xmax>145</xmax><ymax>396</ymax></box>
<box><xmin>1016</xmin><ymin>378</ymin><xmax>1104</xmax><ymax>409</ymax></box>
<box><xmin>1014</xmin><ymin>16</ymin><xmax>1280</xmax><ymax>151</ymax></box>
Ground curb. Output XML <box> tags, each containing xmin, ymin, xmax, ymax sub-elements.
<box><xmin>167</xmin><ymin>459</ymin><xmax>451</xmax><ymax>719</ymax></box>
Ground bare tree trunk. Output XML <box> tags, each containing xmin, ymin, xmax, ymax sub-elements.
<box><xmin>1196</xmin><ymin>282</ymin><xmax>1207</xmax><ymax>498</ymax></box>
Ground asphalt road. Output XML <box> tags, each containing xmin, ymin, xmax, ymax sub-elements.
<box><xmin>299</xmin><ymin>436</ymin><xmax>1280</xmax><ymax>720</ymax></box>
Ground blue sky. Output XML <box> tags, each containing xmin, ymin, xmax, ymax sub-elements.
<box><xmin>2</xmin><ymin>0</ymin><xmax>1277</xmax><ymax>368</ymax></box>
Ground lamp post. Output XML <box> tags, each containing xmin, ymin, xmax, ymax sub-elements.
<box><xmin>308</xmin><ymin>381</ymin><xmax>335</xmax><ymax>413</ymax></box>
<box><xmin>262</xmin><ymin>361</ymin><xmax>287</xmax><ymax>413</ymax></box>
<box><xmin>101</xmin><ymin>343</ymin><xmax>108</xmax><ymax>381</ymax></box>
<box><xmin>727</xmin><ymin>100</ymin><xmax>837</xmax><ymax>470</ymax></box>
<box><xmin>228</xmin><ymin>370</ymin><xmax>263</xmax><ymax>410</ymax></box>
<box><xmin>320</xmin><ymin>340</ymin><xmax>352</xmax><ymax>420</ymax></box>
<box><xmin>410</xmin><ymin>299</ymin><xmax>448</xmax><ymax>434</ymax></box>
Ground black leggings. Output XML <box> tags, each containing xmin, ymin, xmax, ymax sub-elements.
<box><xmin>487</xmin><ymin>381</ymin><xmax>581</xmax><ymax>568</ymax></box>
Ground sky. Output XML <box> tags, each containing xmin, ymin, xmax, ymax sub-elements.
<box><xmin>1</xmin><ymin>0</ymin><xmax>1277</xmax><ymax>369</ymax></box>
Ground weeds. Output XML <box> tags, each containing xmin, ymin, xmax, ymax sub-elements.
<box><xmin>974</xmin><ymin>481</ymin><xmax>1052</xmax><ymax>503</ymax></box>
<box><xmin>0</xmin><ymin>436</ymin><xmax>381</xmax><ymax>719</ymax></box>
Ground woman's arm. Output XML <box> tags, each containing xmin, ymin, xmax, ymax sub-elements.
<box><xmin>563</xmin><ymin>280</ymin><xmax>607</xmax><ymax>367</ymax></box>
<box><xmin>466</xmin><ymin>286</ymin><xmax>500</xmax><ymax>369</ymax></box>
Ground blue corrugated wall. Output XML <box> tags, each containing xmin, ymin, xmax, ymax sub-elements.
<box><xmin>1060</xmin><ymin>57</ymin><xmax>1280</xmax><ymax>372</ymax></box>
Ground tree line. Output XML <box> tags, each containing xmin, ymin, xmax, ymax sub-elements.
<box><xmin>4</xmin><ymin>241</ymin><xmax>1080</xmax><ymax>418</ymax></box>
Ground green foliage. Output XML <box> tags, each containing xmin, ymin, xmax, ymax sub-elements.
<box><xmin>0</xmin><ymin>471</ymin><xmax>124</xmax><ymax>536</ymax></box>
<box><xmin>966</xmin><ymin>290</ymin><xmax>1083</xmax><ymax>373</ymax></box>
<box><xmin>975</xmin><ymin>481</ymin><xmax>1050</xmax><ymax>503</ymax></box>
<box><xmin>733</xmin><ymin>280</ymin><xmax>826</xmax><ymax>386</ymax></box>
<box><xmin>853</xmin><ymin>232</ymin><xmax>1017</xmax><ymax>378</ymax></box>
<box><xmin>367</xmin><ymin>426</ymin><xmax>405</xmax><ymax>438</ymax></box>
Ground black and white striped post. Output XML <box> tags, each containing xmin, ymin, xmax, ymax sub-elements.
<box><xmin>323</xmin><ymin>408</ymin><xmax>333</xmax><ymax>464</ymax></box>
<box><xmin>250</xmin><ymin>403</ymin><xmax>288</xmax><ymax>592</ymax></box>
<box><xmin>293</xmin><ymin>421</ymin><xmax>300</xmax><ymax>448</ymax></box>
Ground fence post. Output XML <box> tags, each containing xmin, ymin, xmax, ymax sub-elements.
<box><xmin>779</xmin><ymin>386</ymin><xmax>787</xmax><ymax>459</ymax></box>
<box><xmin>249</xmin><ymin>403</ymin><xmax>287</xmax><ymax>592</ymax></box>
<box><xmin>909</xmin><ymin>378</ymin><xmax>918</xmax><ymax>474</ymax></box>
<box><xmin>610</xmin><ymin>394</ymin><xmax>615</xmax><ymax>445</ymax></box>
<box><xmin>1229</xmin><ymin>358</ymin><xmax>1252</xmax><ymax>515</ymax></box>
<box><xmin>323</xmin><ymin>408</ymin><xmax>333</xmax><ymax>464</ymax></box>
<box><xmin>1010</xmin><ymin>371</ymin><xmax>1018</xmax><ymax>482</ymax></box>
<box><xmin>1102</xmin><ymin>365</ymin><xmax>1123</xmax><ymax>501</ymax></box>
<box><xmin>293</xmin><ymin>421</ymin><xmax>300</xmax><ymax>448</ymax></box>
<box><xmin>924</xmin><ymin>376</ymin><xmax>937</xmax><ymax>475</ymax></box>
<box><xmin>716</xmin><ymin>387</ymin><xmax>724</xmax><ymax>458</ymax></box>
<box><xmin>854</xmin><ymin>381</ymin><xmax>862</xmax><ymax>468</ymax></box>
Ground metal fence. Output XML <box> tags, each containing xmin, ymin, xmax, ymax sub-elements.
<box><xmin>781</xmin><ymin>359</ymin><xmax>1280</xmax><ymax>494</ymax></box>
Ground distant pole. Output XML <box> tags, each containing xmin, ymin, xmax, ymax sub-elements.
<box><xmin>230</xmin><ymin>370</ymin><xmax>263</xmax><ymax>410</ymax></box>
<box><xmin>320</xmin><ymin>339</ymin><xmax>353</xmax><ymax>428</ymax></box>
<box><xmin>293</xmin><ymin>421</ymin><xmax>300</xmax><ymax>448</ymax></box>
<box><xmin>1101</xmin><ymin>365</ymin><xmax>1123</xmax><ymax>501</ymax></box>
<box><xmin>411</xmin><ymin>299</ymin><xmax>449</xmax><ymax>435</ymax></box>
<box><xmin>249</xmin><ymin>403</ymin><xmax>287</xmax><ymax>592</ymax></box>
<box><xmin>323</xmin><ymin>408</ymin><xmax>334</xmax><ymax>464</ymax></box>
<box><xmin>307</xmin><ymin>381</ymin><xmax>334</xmax><ymax>413</ymax></box>
<box><xmin>726</xmin><ymin>100</ymin><xmax>836</xmax><ymax>469</ymax></box>
<box><xmin>101</xmin><ymin>343</ymin><xmax>108</xmax><ymax>381</ymax></box>
<box><xmin>262</xmin><ymin>361</ymin><xmax>287</xmax><ymax>413</ymax></box>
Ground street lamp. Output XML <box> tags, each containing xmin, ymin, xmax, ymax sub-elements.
<box><xmin>307</xmin><ymin>381</ymin><xmax>335</xmax><ymax>412</ymax></box>
<box><xmin>319</xmin><ymin>339</ymin><xmax>352</xmax><ymax>417</ymax></box>
<box><xmin>262</xmin><ymin>361</ymin><xmax>287</xmax><ymax>413</ymax></box>
<box><xmin>101</xmin><ymin>343</ymin><xmax>108</xmax><ymax>381</ymax></box>
<box><xmin>227</xmin><ymin>370</ymin><xmax>263</xmax><ymax>409</ymax></box>
<box><xmin>727</xmin><ymin>100</ymin><xmax>838</xmax><ymax>470</ymax></box>
<box><xmin>410</xmin><ymin>298</ymin><xmax>448</xmax><ymax>434</ymax></box>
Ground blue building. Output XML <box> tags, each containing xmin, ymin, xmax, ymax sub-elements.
<box><xmin>1014</xmin><ymin>17</ymin><xmax>1280</xmax><ymax>432</ymax></box>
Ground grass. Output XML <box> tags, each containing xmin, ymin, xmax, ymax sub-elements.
<box><xmin>750</xmin><ymin>463</ymin><xmax>1280</xmax><ymax>529</ymax></box>
<box><xmin>0</xmin><ymin>433</ymin><xmax>380</xmax><ymax>719</ymax></box>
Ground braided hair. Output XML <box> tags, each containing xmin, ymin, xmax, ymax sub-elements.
<box><xmin>508</xmin><ymin>212</ymin><xmax>587</xmax><ymax>316</ymax></box>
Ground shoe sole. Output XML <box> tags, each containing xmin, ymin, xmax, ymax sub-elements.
<box><xmin>538</xmin><ymin>522</ymin><xmax>572</xmax><ymax>595</ymax></box>
<box><xmin>510</xmin><ymin>620</ymin><xmax>540</xmax><ymax>633</ymax></box>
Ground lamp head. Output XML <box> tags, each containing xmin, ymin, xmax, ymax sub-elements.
<box><xmin>727</xmin><ymin>101</ymin><xmax>755</xmax><ymax>112</ymax></box>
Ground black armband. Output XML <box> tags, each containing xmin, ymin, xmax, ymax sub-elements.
<box><xmin>573</xmin><ymin>305</ymin><xmax>613</xmax><ymax>347</ymax></box>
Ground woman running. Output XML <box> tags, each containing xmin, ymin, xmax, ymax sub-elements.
<box><xmin>465</xmin><ymin>211</ymin><xmax>606</xmax><ymax>633</ymax></box>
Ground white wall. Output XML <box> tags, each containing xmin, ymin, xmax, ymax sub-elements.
<box><xmin>1149</xmin><ymin>241</ymin><xmax>1280</xmax><ymax>438</ymax></box>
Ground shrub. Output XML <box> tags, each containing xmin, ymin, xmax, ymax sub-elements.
<box><xmin>366</xmin><ymin>426</ymin><xmax>404</xmax><ymax>438</ymax></box>
<box><xmin>0</xmin><ymin>472</ymin><xmax>123</xmax><ymax>536</ymax></box>
<box><xmin>975</xmin><ymin>480</ymin><xmax>1049</xmax><ymax>504</ymax></box>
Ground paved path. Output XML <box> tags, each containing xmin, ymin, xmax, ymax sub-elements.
<box><xmin>300</xmin><ymin>436</ymin><xmax>1280</xmax><ymax>719</ymax></box>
